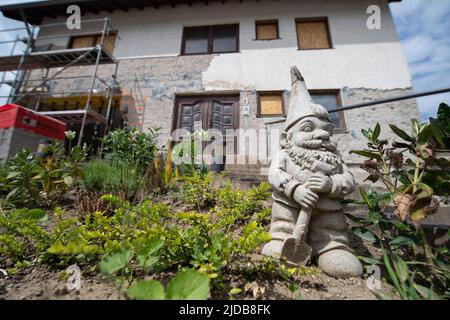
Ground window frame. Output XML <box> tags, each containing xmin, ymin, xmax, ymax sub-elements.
<box><xmin>255</xmin><ymin>19</ymin><xmax>280</xmax><ymax>41</ymax></box>
<box><xmin>257</xmin><ymin>91</ymin><xmax>285</xmax><ymax>118</ymax></box>
<box><xmin>309</xmin><ymin>89</ymin><xmax>346</xmax><ymax>132</ymax></box>
<box><xmin>295</xmin><ymin>17</ymin><xmax>333</xmax><ymax>50</ymax></box>
<box><xmin>180</xmin><ymin>24</ymin><xmax>240</xmax><ymax>55</ymax></box>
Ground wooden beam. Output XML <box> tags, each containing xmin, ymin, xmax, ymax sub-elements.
<box><xmin>83</xmin><ymin>4</ymin><xmax>100</xmax><ymax>15</ymax></box>
<box><xmin>112</xmin><ymin>0</ymin><xmax>130</xmax><ymax>12</ymax></box>
<box><xmin>101</xmin><ymin>3</ymin><xmax>115</xmax><ymax>13</ymax></box>
<box><xmin>46</xmin><ymin>7</ymin><xmax>65</xmax><ymax>18</ymax></box>
<box><xmin>130</xmin><ymin>0</ymin><xmax>145</xmax><ymax>10</ymax></box>
<box><xmin>37</xmin><ymin>8</ymin><xmax>57</xmax><ymax>19</ymax></box>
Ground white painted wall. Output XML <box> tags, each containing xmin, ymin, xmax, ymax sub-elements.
<box><xmin>37</xmin><ymin>0</ymin><xmax>412</xmax><ymax>90</ymax></box>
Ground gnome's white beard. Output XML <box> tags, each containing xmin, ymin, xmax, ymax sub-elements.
<box><xmin>285</xmin><ymin>140</ymin><xmax>343</xmax><ymax>174</ymax></box>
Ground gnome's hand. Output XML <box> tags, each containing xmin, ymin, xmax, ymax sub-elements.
<box><xmin>293</xmin><ymin>185</ymin><xmax>319</xmax><ymax>209</ymax></box>
<box><xmin>306</xmin><ymin>173</ymin><xmax>333</xmax><ymax>194</ymax></box>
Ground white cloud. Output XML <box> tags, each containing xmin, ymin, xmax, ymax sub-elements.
<box><xmin>402</xmin><ymin>35</ymin><xmax>434</xmax><ymax>63</ymax></box>
<box><xmin>390</xmin><ymin>0</ymin><xmax>450</xmax><ymax>120</ymax></box>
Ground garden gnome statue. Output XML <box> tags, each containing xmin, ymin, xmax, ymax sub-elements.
<box><xmin>261</xmin><ymin>66</ymin><xmax>363</xmax><ymax>278</ymax></box>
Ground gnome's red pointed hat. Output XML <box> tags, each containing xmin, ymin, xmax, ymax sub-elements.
<box><xmin>285</xmin><ymin>66</ymin><xmax>332</xmax><ymax>131</ymax></box>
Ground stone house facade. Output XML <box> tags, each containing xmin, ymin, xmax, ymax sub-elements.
<box><xmin>0</xmin><ymin>0</ymin><xmax>419</xmax><ymax>185</ymax></box>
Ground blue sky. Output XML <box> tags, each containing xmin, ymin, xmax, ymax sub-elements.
<box><xmin>0</xmin><ymin>0</ymin><xmax>449</xmax><ymax>120</ymax></box>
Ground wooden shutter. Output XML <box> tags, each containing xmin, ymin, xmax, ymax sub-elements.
<box><xmin>256</xmin><ymin>21</ymin><xmax>278</xmax><ymax>40</ymax></box>
<box><xmin>259</xmin><ymin>92</ymin><xmax>284</xmax><ymax>116</ymax></box>
<box><xmin>296</xmin><ymin>19</ymin><xmax>331</xmax><ymax>49</ymax></box>
<box><xmin>96</xmin><ymin>33</ymin><xmax>116</xmax><ymax>54</ymax></box>
<box><xmin>70</xmin><ymin>36</ymin><xmax>95</xmax><ymax>49</ymax></box>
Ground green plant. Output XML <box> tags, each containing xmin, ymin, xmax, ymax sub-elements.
<box><xmin>429</xmin><ymin>103</ymin><xmax>450</xmax><ymax>149</ymax></box>
<box><xmin>80</xmin><ymin>159</ymin><xmax>143</xmax><ymax>204</ymax></box>
<box><xmin>2</xmin><ymin>142</ymin><xmax>85</xmax><ymax>208</ymax></box>
<box><xmin>171</xmin><ymin>130</ymin><xmax>210</xmax><ymax>177</ymax></box>
<box><xmin>175</xmin><ymin>172</ymin><xmax>217</xmax><ymax>210</ymax></box>
<box><xmin>145</xmin><ymin>141</ymin><xmax>179</xmax><ymax>194</ymax></box>
<box><xmin>0</xmin><ymin>177</ymin><xmax>273</xmax><ymax>298</ymax></box>
<box><xmin>101</xmin><ymin>127</ymin><xmax>159</xmax><ymax>171</ymax></box>
<box><xmin>127</xmin><ymin>269</ymin><xmax>210</xmax><ymax>300</ymax></box>
<box><xmin>350</xmin><ymin>120</ymin><xmax>450</xmax><ymax>299</ymax></box>
<box><xmin>0</xmin><ymin>208</ymin><xmax>51</xmax><ymax>264</ymax></box>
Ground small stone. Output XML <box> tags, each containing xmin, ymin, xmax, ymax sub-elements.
<box><xmin>54</xmin><ymin>287</ymin><xmax>68</xmax><ymax>296</ymax></box>
<box><xmin>317</xmin><ymin>249</ymin><xmax>363</xmax><ymax>279</ymax></box>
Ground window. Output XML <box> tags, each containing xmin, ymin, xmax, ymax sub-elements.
<box><xmin>257</xmin><ymin>91</ymin><xmax>284</xmax><ymax>117</ymax></box>
<box><xmin>310</xmin><ymin>90</ymin><xmax>345</xmax><ymax>131</ymax></box>
<box><xmin>255</xmin><ymin>20</ymin><xmax>279</xmax><ymax>40</ymax></box>
<box><xmin>181</xmin><ymin>24</ymin><xmax>239</xmax><ymax>55</ymax></box>
<box><xmin>296</xmin><ymin>18</ymin><xmax>332</xmax><ymax>50</ymax></box>
<box><xmin>69</xmin><ymin>32</ymin><xmax>116</xmax><ymax>54</ymax></box>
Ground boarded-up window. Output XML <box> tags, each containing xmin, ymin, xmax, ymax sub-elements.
<box><xmin>99</xmin><ymin>33</ymin><xmax>116</xmax><ymax>54</ymax></box>
<box><xmin>296</xmin><ymin>18</ymin><xmax>331</xmax><ymax>49</ymax></box>
<box><xmin>70</xmin><ymin>36</ymin><xmax>95</xmax><ymax>49</ymax></box>
<box><xmin>258</xmin><ymin>92</ymin><xmax>284</xmax><ymax>117</ymax></box>
<box><xmin>69</xmin><ymin>33</ymin><xmax>116</xmax><ymax>54</ymax></box>
<box><xmin>255</xmin><ymin>20</ymin><xmax>279</xmax><ymax>40</ymax></box>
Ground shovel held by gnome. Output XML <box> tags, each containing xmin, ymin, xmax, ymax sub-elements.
<box><xmin>281</xmin><ymin>162</ymin><xmax>334</xmax><ymax>267</ymax></box>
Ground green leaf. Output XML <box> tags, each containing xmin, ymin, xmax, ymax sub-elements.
<box><xmin>127</xmin><ymin>280</ymin><xmax>165</xmax><ymax>300</ymax></box>
<box><xmin>393</xmin><ymin>255</ymin><xmax>409</xmax><ymax>283</ymax></box>
<box><xmin>353</xmin><ymin>228</ymin><xmax>377</xmax><ymax>242</ymax></box>
<box><xmin>411</xmin><ymin>208</ymin><xmax>426</xmax><ymax>221</ymax></box>
<box><xmin>229</xmin><ymin>288</ymin><xmax>242</xmax><ymax>295</ymax></box>
<box><xmin>413</xmin><ymin>283</ymin><xmax>439</xmax><ymax>300</ymax></box>
<box><xmin>390</xmin><ymin>236</ymin><xmax>415</xmax><ymax>247</ymax></box>
<box><xmin>22</xmin><ymin>209</ymin><xmax>48</xmax><ymax>222</ymax></box>
<box><xmin>137</xmin><ymin>238</ymin><xmax>164</xmax><ymax>257</ymax></box>
<box><xmin>382</xmin><ymin>250</ymin><xmax>405</xmax><ymax>299</ymax></box>
<box><xmin>350</xmin><ymin>150</ymin><xmax>382</xmax><ymax>161</ymax></box>
<box><xmin>6</xmin><ymin>172</ymin><xmax>20</xmax><ymax>179</ymax></box>
<box><xmin>373</xmin><ymin>123</ymin><xmax>381</xmax><ymax>140</ymax></box>
<box><xmin>389</xmin><ymin>124</ymin><xmax>414</xmax><ymax>142</ymax></box>
<box><xmin>166</xmin><ymin>269</ymin><xmax>210</xmax><ymax>300</ymax></box>
<box><xmin>99</xmin><ymin>250</ymin><xmax>133</xmax><ymax>275</ymax></box>
<box><xmin>359</xmin><ymin>186</ymin><xmax>371</xmax><ymax>208</ymax></box>
<box><xmin>361</xmin><ymin>128</ymin><xmax>370</xmax><ymax>139</ymax></box>
<box><xmin>430</xmin><ymin>118</ymin><xmax>446</xmax><ymax>148</ymax></box>
<box><xmin>359</xmin><ymin>256</ymin><xmax>381</xmax><ymax>265</ymax></box>
<box><xmin>137</xmin><ymin>255</ymin><xmax>159</xmax><ymax>271</ymax></box>
<box><xmin>417</xmin><ymin>123</ymin><xmax>433</xmax><ymax>145</ymax></box>
<box><xmin>411</xmin><ymin>119</ymin><xmax>421</xmax><ymax>138</ymax></box>
<box><xmin>391</xmin><ymin>220</ymin><xmax>409</xmax><ymax>231</ymax></box>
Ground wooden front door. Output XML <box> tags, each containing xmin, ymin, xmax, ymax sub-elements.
<box><xmin>174</xmin><ymin>95</ymin><xmax>239</xmax><ymax>134</ymax></box>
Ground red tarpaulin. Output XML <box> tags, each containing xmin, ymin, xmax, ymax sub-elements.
<box><xmin>0</xmin><ymin>104</ymin><xmax>67</xmax><ymax>141</ymax></box>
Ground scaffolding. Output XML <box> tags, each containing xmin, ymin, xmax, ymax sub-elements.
<box><xmin>0</xmin><ymin>17</ymin><xmax>121</xmax><ymax>147</ymax></box>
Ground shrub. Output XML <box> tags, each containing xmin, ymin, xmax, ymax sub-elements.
<box><xmin>101</xmin><ymin>127</ymin><xmax>159</xmax><ymax>171</ymax></box>
<box><xmin>350</xmin><ymin>120</ymin><xmax>450</xmax><ymax>299</ymax></box>
<box><xmin>175</xmin><ymin>172</ymin><xmax>217</xmax><ymax>209</ymax></box>
<box><xmin>0</xmin><ymin>179</ymin><xmax>273</xmax><ymax>296</ymax></box>
<box><xmin>1</xmin><ymin>143</ymin><xmax>85</xmax><ymax>208</ymax></box>
<box><xmin>80</xmin><ymin>159</ymin><xmax>143</xmax><ymax>203</ymax></box>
